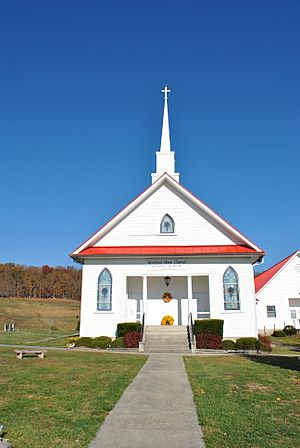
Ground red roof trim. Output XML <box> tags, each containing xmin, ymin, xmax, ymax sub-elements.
<box><xmin>74</xmin><ymin>244</ymin><xmax>262</xmax><ymax>257</ymax></box>
<box><xmin>171</xmin><ymin>176</ymin><xmax>265</xmax><ymax>253</ymax></box>
<box><xmin>70</xmin><ymin>174</ymin><xmax>165</xmax><ymax>255</ymax></box>
<box><xmin>71</xmin><ymin>172</ymin><xmax>265</xmax><ymax>256</ymax></box>
<box><xmin>255</xmin><ymin>250</ymin><xmax>299</xmax><ymax>293</ymax></box>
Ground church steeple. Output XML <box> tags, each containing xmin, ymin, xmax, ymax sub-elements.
<box><xmin>160</xmin><ymin>86</ymin><xmax>171</xmax><ymax>153</ymax></box>
<box><xmin>151</xmin><ymin>86</ymin><xmax>180</xmax><ymax>184</ymax></box>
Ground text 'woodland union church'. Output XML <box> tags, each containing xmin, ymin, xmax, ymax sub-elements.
<box><xmin>71</xmin><ymin>87</ymin><xmax>265</xmax><ymax>339</ymax></box>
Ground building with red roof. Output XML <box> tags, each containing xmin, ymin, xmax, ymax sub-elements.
<box><xmin>255</xmin><ymin>250</ymin><xmax>300</xmax><ymax>333</ymax></box>
<box><xmin>71</xmin><ymin>87</ymin><xmax>265</xmax><ymax>345</ymax></box>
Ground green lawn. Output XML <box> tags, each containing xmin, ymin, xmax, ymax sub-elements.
<box><xmin>185</xmin><ymin>355</ymin><xmax>300</xmax><ymax>448</ymax></box>
<box><xmin>0</xmin><ymin>348</ymin><xmax>147</xmax><ymax>448</ymax></box>
<box><xmin>271</xmin><ymin>335</ymin><xmax>300</xmax><ymax>355</ymax></box>
<box><xmin>0</xmin><ymin>330</ymin><xmax>75</xmax><ymax>347</ymax></box>
<box><xmin>0</xmin><ymin>297</ymin><xmax>80</xmax><ymax>332</ymax></box>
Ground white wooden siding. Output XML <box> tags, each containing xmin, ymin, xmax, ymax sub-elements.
<box><xmin>95</xmin><ymin>184</ymin><xmax>242</xmax><ymax>247</ymax></box>
<box><xmin>80</xmin><ymin>256</ymin><xmax>257</xmax><ymax>338</ymax></box>
<box><xmin>256</xmin><ymin>254</ymin><xmax>300</xmax><ymax>331</ymax></box>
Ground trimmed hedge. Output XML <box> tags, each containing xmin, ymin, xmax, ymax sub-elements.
<box><xmin>76</xmin><ymin>337</ymin><xmax>95</xmax><ymax>348</ymax></box>
<box><xmin>272</xmin><ymin>330</ymin><xmax>286</xmax><ymax>337</ymax></box>
<box><xmin>222</xmin><ymin>340</ymin><xmax>236</xmax><ymax>351</ymax></box>
<box><xmin>124</xmin><ymin>332</ymin><xmax>140</xmax><ymax>348</ymax></box>
<box><xmin>117</xmin><ymin>322</ymin><xmax>142</xmax><ymax>337</ymax></box>
<box><xmin>111</xmin><ymin>337</ymin><xmax>125</xmax><ymax>348</ymax></box>
<box><xmin>196</xmin><ymin>334</ymin><xmax>222</xmax><ymax>349</ymax></box>
<box><xmin>194</xmin><ymin>319</ymin><xmax>224</xmax><ymax>337</ymax></box>
<box><xmin>92</xmin><ymin>336</ymin><xmax>112</xmax><ymax>349</ymax></box>
<box><xmin>235</xmin><ymin>337</ymin><xmax>259</xmax><ymax>351</ymax></box>
<box><xmin>75</xmin><ymin>336</ymin><xmax>112</xmax><ymax>349</ymax></box>
<box><xmin>283</xmin><ymin>325</ymin><xmax>297</xmax><ymax>336</ymax></box>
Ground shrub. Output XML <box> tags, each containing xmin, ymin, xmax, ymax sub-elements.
<box><xmin>196</xmin><ymin>334</ymin><xmax>222</xmax><ymax>349</ymax></box>
<box><xmin>222</xmin><ymin>340</ymin><xmax>236</xmax><ymax>351</ymax></box>
<box><xmin>67</xmin><ymin>336</ymin><xmax>80</xmax><ymax>345</ymax></box>
<box><xmin>193</xmin><ymin>319</ymin><xmax>224</xmax><ymax>338</ymax></box>
<box><xmin>75</xmin><ymin>337</ymin><xmax>95</xmax><ymax>348</ymax></box>
<box><xmin>117</xmin><ymin>322</ymin><xmax>142</xmax><ymax>337</ymax></box>
<box><xmin>92</xmin><ymin>336</ymin><xmax>112</xmax><ymax>349</ymax></box>
<box><xmin>124</xmin><ymin>332</ymin><xmax>140</xmax><ymax>348</ymax></box>
<box><xmin>258</xmin><ymin>335</ymin><xmax>272</xmax><ymax>352</ymax></box>
<box><xmin>75</xmin><ymin>336</ymin><xmax>112</xmax><ymax>349</ymax></box>
<box><xmin>111</xmin><ymin>337</ymin><xmax>125</xmax><ymax>348</ymax></box>
<box><xmin>235</xmin><ymin>337</ymin><xmax>259</xmax><ymax>351</ymax></box>
<box><xmin>283</xmin><ymin>325</ymin><xmax>297</xmax><ymax>336</ymax></box>
<box><xmin>272</xmin><ymin>330</ymin><xmax>286</xmax><ymax>337</ymax></box>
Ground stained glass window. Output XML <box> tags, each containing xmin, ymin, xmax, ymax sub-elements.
<box><xmin>97</xmin><ymin>268</ymin><xmax>112</xmax><ymax>311</ymax></box>
<box><xmin>223</xmin><ymin>267</ymin><xmax>240</xmax><ymax>310</ymax></box>
<box><xmin>160</xmin><ymin>214</ymin><xmax>175</xmax><ymax>233</ymax></box>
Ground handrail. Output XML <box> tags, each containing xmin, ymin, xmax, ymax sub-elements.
<box><xmin>187</xmin><ymin>312</ymin><xmax>195</xmax><ymax>351</ymax></box>
<box><xmin>140</xmin><ymin>312</ymin><xmax>146</xmax><ymax>344</ymax></box>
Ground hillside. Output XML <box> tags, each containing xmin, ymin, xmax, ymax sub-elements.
<box><xmin>0</xmin><ymin>297</ymin><xmax>80</xmax><ymax>332</ymax></box>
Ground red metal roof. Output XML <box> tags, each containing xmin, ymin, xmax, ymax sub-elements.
<box><xmin>255</xmin><ymin>251</ymin><xmax>298</xmax><ymax>293</ymax></box>
<box><xmin>76</xmin><ymin>244</ymin><xmax>261</xmax><ymax>257</ymax></box>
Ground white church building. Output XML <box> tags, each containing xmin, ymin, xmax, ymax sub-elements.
<box><xmin>71</xmin><ymin>87</ymin><xmax>265</xmax><ymax>339</ymax></box>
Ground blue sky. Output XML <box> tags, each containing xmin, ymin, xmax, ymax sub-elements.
<box><xmin>1</xmin><ymin>1</ymin><xmax>299</xmax><ymax>270</ymax></box>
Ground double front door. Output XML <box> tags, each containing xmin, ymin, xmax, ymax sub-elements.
<box><xmin>128</xmin><ymin>296</ymin><xmax>188</xmax><ymax>325</ymax></box>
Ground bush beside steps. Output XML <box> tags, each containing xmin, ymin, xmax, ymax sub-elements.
<box><xmin>72</xmin><ymin>334</ymin><xmax>139</xmax><ymax>350</ymax></box>
<box><xmin>198</xmin><ymin>335</ymin><xmax>272</xmax><ymax>352</ymax></box>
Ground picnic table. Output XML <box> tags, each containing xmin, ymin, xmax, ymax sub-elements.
<box><xmin>14</xmin><ymin>350</ymin><xmax>47</xmax><ymax>359</ymax></box>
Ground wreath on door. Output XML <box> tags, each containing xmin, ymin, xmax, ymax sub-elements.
<box><xmin>163</xmin><ymin>292</ymin><xmax>172</xmax><ymax>303</ymax></box>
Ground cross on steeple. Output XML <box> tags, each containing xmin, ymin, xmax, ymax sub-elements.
<box><xmin>161</xmin><ymin>85</ymin><xmax>171</xmax><ymax>100</ymax></box>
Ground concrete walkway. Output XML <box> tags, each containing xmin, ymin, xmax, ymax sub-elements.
<box><xmin>88</xmin><ymin>354</ymin><xmax>205</xmax><ymax>448</ymax></box>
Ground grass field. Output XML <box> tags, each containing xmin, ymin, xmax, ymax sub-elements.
<box><xmin>0</xmin><ymin>297</ymin><xmax>80</xmax><ymax>346</ymax></box>
<box><xmin>271</xmin><ymin>335</ymin><xmax>300</xmax><ymax>355</ymax></box>
<box><xmin>0</xmin><ymin>297</ymin><xmax>80</xmax><ymax>331</ymax></box>
<box><xmin>0</xmin><ymin>330</ymin><xmax>74</xmax><ymax>346</ymax></box>
<box><xmin>185</xmin><ymin>355</ymin><xmax>300</xmax><ymax>448</ymax></box>
<box><xmin>0</xmin><ymin>348</ymin><xmax>147</xmax><ymax>448</ymax></box>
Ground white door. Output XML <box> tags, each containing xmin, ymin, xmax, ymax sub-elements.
<box><xmin>146</xmin><ymin>298</ymin><xmax>178</xmax><ymax>325</ymax></box>
<box><xmin>127</xmin><ymin>293</ymin><xmax>142</xmax><ymax>322</ymax></box>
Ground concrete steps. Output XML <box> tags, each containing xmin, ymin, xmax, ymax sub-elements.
<box><xmin>144</xmin><ymin>325</ymin><xmax>190</xmax><ymax>353</ymax></box>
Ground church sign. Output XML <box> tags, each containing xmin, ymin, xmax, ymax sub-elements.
<box><xmin>147</xmin><ymin>259</ymin><xmax>187</xmax><ymax>270</ymax></box>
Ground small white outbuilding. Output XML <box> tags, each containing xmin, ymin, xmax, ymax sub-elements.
<box><xmin>71</xmin><ymin>87</ymin><xmax>265</xmax><ymax>339</ymax></box>
<box><xmin>255</xmin><ymin>250</ymin><xmax>300</xmax><ymax>333</ymax></box>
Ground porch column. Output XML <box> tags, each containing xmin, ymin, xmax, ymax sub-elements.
<box><xmin>187</xmin><ymin>275</ymin><xmax>193</xmax><ymax>318</ymax></box>
<box><xmin>142</xmin><ymin>276</ymin><xmax>147</xmax><ymax>323</ymax></box>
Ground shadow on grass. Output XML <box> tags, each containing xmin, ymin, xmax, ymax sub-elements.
<box><xmin>281</xmin><ymin>345</ymin><xmax>300</xmax><ymax>352</ymax></box>
<box><xmin>245</xmin><ymin>354</ymin><xmax>300</xmax><ymax>371</ymax></box>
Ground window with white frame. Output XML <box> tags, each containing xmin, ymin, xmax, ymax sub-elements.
<box><xmin>97</xmin><ymin>268</ymin><xmax>112</xmax><ymax>311</ymax></box>
<box><xmin>291</xmin><ymin>309</ymin><xmax>297</xmax><ymax>319</ymax></box>
<box><xmin>266</xmin><ymin>305</ymin><xmax>276</xmax><ymax>318</ymax></box>
<box><xmin>223</xmin><ymin>267</ymin><xmax>240</xmax><ymax>310</ymax></box>
<box><xmin>160</xmin><ymin>214</ymin><xmax>175</xmax><ymax>233</ymax></box>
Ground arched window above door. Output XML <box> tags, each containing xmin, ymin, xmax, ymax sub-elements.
<box><xmin>160</xmin><ymin>214</ymin><xmax>175</xmax><ymax>233</ymax></box>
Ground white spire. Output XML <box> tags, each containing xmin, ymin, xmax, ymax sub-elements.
<box><xmin>160</xmin><ymin>86</ymin><xmax>171</xmax><ymax>153</ymax></box>
<box><xmin>151</xmin><ymin>86</ymin><xmax>180</xmax><ymax>184</ymax></box>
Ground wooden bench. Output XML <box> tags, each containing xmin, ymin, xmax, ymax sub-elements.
<box><xmin>14</xmin><ymin>350</ymin><xmax>48</xmax><ymax>359</ymax></box>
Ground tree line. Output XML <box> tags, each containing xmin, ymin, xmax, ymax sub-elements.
<box><xmin>0</xmin><ymin>263</ymin><xmax>81</xmax><ymax>300</ymax></box>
